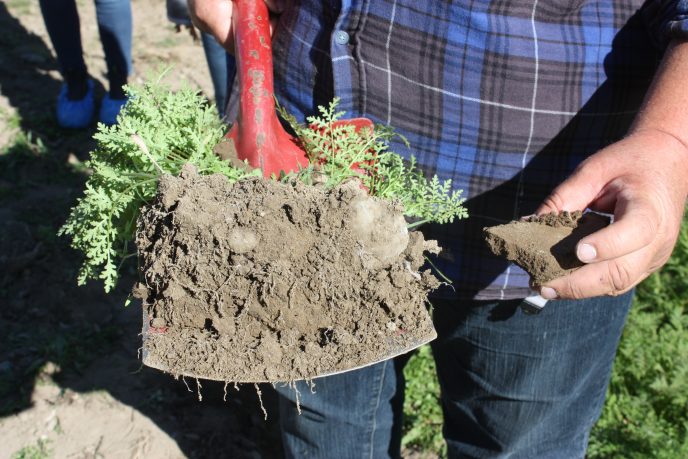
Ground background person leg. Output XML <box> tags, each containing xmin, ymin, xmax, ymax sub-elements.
<box><xmin>39</xmin><ymin>0</ymin><xmax>89</xmax><ymax>99</ymax></box>
<box><xmin>94</xmin><ymin>0</ymin><xmax>132</xmax><ymax>99</ymax></box>
<box><xmin>39</xmin><ymin>0</ymin><xmax>95</xmax><ymax>128</ymax></box>
<box><xmin>201</xmin><ymin>32</ymin><xmax>229</xmax><ymax>117</ymax></box>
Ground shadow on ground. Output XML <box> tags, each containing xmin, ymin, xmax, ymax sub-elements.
<box><xmin>0</xmin><ymin>4</ymin><xmax>281</xmax><ymax>458</ymax></box>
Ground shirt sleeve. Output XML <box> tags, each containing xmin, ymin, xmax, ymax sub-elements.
<box><xmin>644</xmin><ymin>0</ymin><xmax>688</xmax><ymax>48</ymax></box>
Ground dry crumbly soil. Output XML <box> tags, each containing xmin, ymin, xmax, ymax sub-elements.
<box><xmin>483</xmin><ymin>211</ymin><xmax>610</xmax><ymax>284</ymax></box>
<box><xmin>136</xmin><ymin>166</ymin><xmax>438</xmax><ymax>383</ymax></box>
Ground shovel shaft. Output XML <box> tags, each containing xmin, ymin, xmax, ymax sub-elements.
<box><xmin>232</xmin><ymin>0</ymin><xmax>274</xmax><ymax>148</ymax></box>
<box><xmin>228</xmin><ymin>0</ymin><xmax>308</xmax><ymax>176</ymax></box>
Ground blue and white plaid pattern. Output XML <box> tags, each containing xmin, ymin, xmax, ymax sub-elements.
<box><xmin>227</xmin><ymin>0</ymin><xmax>688</xmax><ymax>300</ymax></box>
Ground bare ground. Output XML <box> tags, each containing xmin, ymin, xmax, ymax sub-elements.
<box><xmin>0</xmin><ymin>1</ymin><xmax>282</xmax><ymax>457</ymax></box>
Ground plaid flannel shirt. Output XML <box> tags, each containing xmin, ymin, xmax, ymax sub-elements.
<box><xmin>227</xmin><ymin>0</ymin><xmax>688</xmax><ymax>300</ymax></box>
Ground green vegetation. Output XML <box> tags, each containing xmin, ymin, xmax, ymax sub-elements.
<box><xmin>0</xmin><ymin>320</ymin><xmax>120</xmax><ymax>415</ymax></box>
<box><xmin>11</xmin><ymin>439</ymin><xmax>51</xmax><ymax>459</ymax></box>
<box><xmin>280</xmin><ymin>99</ymin><xmax>467</xmax><ymax>227</ymax></box>
<box><xmin>588</xmin><ymin>213</ymin><xmax>688</xmax><ymax>458</ymax></box>
<box><xmin>401</xmin><ymin>214</ymin><xmax>688</xmax><ymax>458</ymax></box>
<box><xmin>61</xmin><ymin>76</ymin><xmax>466</xmax><ymax>292</ymax></box>
<box><xmin>402</xmin><ymin>345</ymin><xmax>446</xmax><ymax>456</ymax></box>
<box><xmin>2</xmin><ymin>129</ymin><xmax>46</xmax><ymax>157</ymax></box>
<box><xmin>59</xmin><ymin>74</ymin><xmax>259</xmax><ymax>292</ymax></box>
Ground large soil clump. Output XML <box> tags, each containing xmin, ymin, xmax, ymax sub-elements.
<box><xmin>484</xmin><ymin>211</ymin><xmax>610</xmax><ymax>284</ymax></box>
<box><xmin>134</xmin><ymin>165</ymin><xmax>439</xmax><ymax>382</ymax></box>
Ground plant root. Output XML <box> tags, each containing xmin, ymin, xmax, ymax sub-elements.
<box><xmin>255</xmin><ymin>384</ymin><xmax>267</xmax><ymax>420</ymax></box>
<box><xmin>196</xmin><ymin>378</ymin><xmax>203</xmax><ymax>402</ymax></box>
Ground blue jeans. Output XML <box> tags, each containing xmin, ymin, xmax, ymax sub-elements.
<box><xmin>201</xmin><ymin>32</ymin><xmax>236</xmax><ymax>118</ymax></box>
<box><xmin>276</xmin><ymin>292</ymin><xmax>633</xmax><ymax>458</ymax></box>
<box><xmin>39</xmin><ymin>0</ymin><xmax>132</xmax><ymax>96</ymax></box>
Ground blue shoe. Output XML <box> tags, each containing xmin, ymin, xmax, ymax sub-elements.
<box><xmin>99</xmin><ymin>94</ymin><xmax>128</xmax><ymax>126</ymax></box>
<box><xmin>56</xmin><ymin>80</ymin><xmax>95</xmax><ymax>129</ymax></box>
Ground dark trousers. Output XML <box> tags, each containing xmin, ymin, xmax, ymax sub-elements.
<box><xmin>39</xmin><ymin>0</ymin><xmax>132</xmax><ymax>94</ymax></box>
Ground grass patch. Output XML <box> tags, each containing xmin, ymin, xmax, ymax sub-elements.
<box><xmin>402</xmin><ymin>345</ymin><xmax>445</xmax><ymax>456</ymax></box>
<box><xmin>0</xmin><ymin>129</ymin><xmax>84</xmax><ymax>198</ymax></box>
<box><xmin>1</xmin><ymin>130</ymin><xmax>46</xmax><ymax>157</ymax></box>
<box><xmin>11</xmin><ymin>438</ymin><xmax>51</xmax><ymax>459</ymax></box>
<box><xmin>6</xmin><ymin>0</ymin><xmax>33</xmax><ymax>16</ymax></box>
<box><xmin>0</xmin><ymin>323</ymin><xmax>120</xmax><ymax>416</ymax></box>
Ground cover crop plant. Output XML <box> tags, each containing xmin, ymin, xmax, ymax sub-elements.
<box><xmin>59</xmin><ymin>74</ymin><xmax>259</xmax><ymax>292</ymax></box>
<box><xmin>279</xmin><ymin>100</ymin><xmax>467</xmax><ymax>228</ymax></box>
<box><xmin>60</xmin><ymin>74</ymin><xmax>467</xmax><ymax>292</ymax></box>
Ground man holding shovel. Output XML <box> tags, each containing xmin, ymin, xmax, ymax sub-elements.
<box><xmin>190</xmin><ymin>0</ymin><xmax>688</xmax><ymax>457</ymax></box>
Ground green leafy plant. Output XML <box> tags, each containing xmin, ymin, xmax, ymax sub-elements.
<box><xmin>59</xmin><ymin>73</ymin><xmax>259</xmax><ymax>292</ymax></box>
<box><xmin>61</xmin><ymin>76</ymin><xmax>467</xmax><ymax>292</ymax></box>
<box><xmin>11</xmin><ymin>439</ymin><xmax>51</xmax><ymax>459</ymax></box>
<box><xmin>280</xmin><ymin>98</ymin><xmax>467</xmax><ymax>227</ymax></box>
<box><xmin>402</xmin><ymin>344</ymin><xmax>446</xmax><ymax>456</ymax></box>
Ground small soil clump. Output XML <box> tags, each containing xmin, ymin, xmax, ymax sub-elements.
<box><xmin>134</xmin><ymin>165</ymin><xmax>439</xmax><ymax>382</ymax></box>
<box><xmin>484</xmin><ymin>211</ymin><xmax>610</xmax><ymax>284</ymax></box>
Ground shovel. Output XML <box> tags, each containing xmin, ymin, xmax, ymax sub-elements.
<box><xmin>141</xmin><ymin>0</ymin><xmax>436</xmax><ymax>383</ymax></box>
<box><xmin>215</xmin><ymin>0</ymin><xmax>376</xmax><ymax>177</ymax></box>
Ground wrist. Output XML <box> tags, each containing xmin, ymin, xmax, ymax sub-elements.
<box><xmin>629</xmin><ymin>127</ymin><xmax>688</xmax><ymax>155</ymax></box>
<box><xmin>626</xmin><ymin>128</ymin><xmax>688</xmax><ymax>198</ymax></box>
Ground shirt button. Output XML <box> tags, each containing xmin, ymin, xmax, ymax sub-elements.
<box><xmin>334</xmin><ymin>30</ymin><xmax>350</xmax><ymax>45</ymax></box>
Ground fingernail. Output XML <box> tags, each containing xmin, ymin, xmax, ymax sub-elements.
<box><xmin>577</xmin><ymin>243</ymin><xmax>597</xmax><ymax>263</ymax></box>
<box><xmin>540</xmin><ymin>287</ymin><xmax>558</xmax><ymax>299</ymax></box>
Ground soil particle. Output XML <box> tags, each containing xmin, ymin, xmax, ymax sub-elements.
<box><xmin>483</xmin><ymin>211</ymin><xmax>610</xmax><ymax>285</ymax></box>
<box><xmin>135</xmin><ymin>165</ymin><xmax>439</xmax><ymax>382</ymax></box>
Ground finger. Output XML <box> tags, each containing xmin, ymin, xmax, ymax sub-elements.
<box><xmin>575</xmin><ymin>193</ymin><xmax>657</xmax><ymax>263</ymax></box>
<box><xmin>537</xmin><ymin>158</ymin><xmax>609</xmax><ymax>215</ymax></box>
<box><xmin>188</xmin><ymin>0</ymin><xmax>233</xmax><ymax>50</ymax></box>
<box><xmin>539</xmin><ymin>249</ymin><xmax>651</xmax><ymax>300</ymax></box>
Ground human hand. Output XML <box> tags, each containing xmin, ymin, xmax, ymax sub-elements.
<box><xmin>535</xmin><ymin>129</ymin><xmax>688</xmax><ymax>300</ymax></box>
<box><xmin>187</xmin><ymin>0</ymin><xmax>284</xmax><ymax>51</ymax></box>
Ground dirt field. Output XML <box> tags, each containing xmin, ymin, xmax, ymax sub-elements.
<box><xmin>0</xmin><ymin>1</ymin><xmax>283</xmax><ymax>457</ymax></box>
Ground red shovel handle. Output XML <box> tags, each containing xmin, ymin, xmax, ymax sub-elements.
<box><xmin>228</xmin><ymin>0</ymin><xmax>308</xmax><ymax>177</ymax></box>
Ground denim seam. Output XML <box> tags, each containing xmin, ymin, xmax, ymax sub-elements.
<box><xmin>367</xmin><ymin>359</ymin><xmax>387</xmax><ymax>459</ymax></box>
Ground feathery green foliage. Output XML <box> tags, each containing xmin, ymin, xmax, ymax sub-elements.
<box><xmin>62</xmin><ymin>78</ymin><xmax>467</xmax><ymax>293</ymax></box>
<box><xmin>59</xmin><ymin>74</ymin><xmax>258</xmax><ymax>292</ymax></box>
<box><xmin>280</xmin><ymin>98</ymin><xmax>467</xmax><ymax>226</ymax></box>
